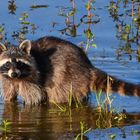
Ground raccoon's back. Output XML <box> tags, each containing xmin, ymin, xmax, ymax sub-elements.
<box><xmin>31</xmin><ymin>36</ymin><xmax>92</xmax><ymax>65</ymax></box>
<box><xmin>31</xmin><ymin>36</ymin><xmax>93</xmax><ymax>74</ymax></box>
<box><xmin>30</xmin><ymin>36</ymin><xmax>140</xmax><ymax>103</ymax></box>
<box><xmin>30</xmin><ymin>36</ymin><xmax>93</xmax><ymax>102</ymax></box>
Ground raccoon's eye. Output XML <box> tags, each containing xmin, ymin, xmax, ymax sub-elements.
<box><xmin>5</xmin><ymin>61</ymin><xmax>11</xmax><ymax>68</ymax></box>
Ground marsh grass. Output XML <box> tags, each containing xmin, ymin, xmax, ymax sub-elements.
<box><xmin>109</xmin><ymin>134</ymin><xmax>116</xmax><ymax>140</ymax></box>
<box><xmin>108</xmin><ymin>0</ymin><xmax>139</xmax><ymax>59</ymax></box>
<box><xmin>0</xmin><ymin>120</ymin><xmax>12</xmax><ymax>139</ymax></box>
<box><xmin>0</xmin><ymin>120</ymin><xmax>12</xmax><ymax>133</ymax></box>
<box><xmin>95</xmin><ymin>76</ymin><xmax>113</xmax><ymax>113</ymax></box>
<box><xmin>75</xmin><ymin>121</ymin><xmax>91</xmax><ymax>140</ymax></box>
<box><xmin>95</xmin><ymin>76</ymin><xmax>126</xmax><ymax>128</ymax></box>
<box><xmin>50</xmin><ymin>83</ymin><xmax>83</xmax><ymax>113</ymax></box>
<box><xmin>30</xmin><ymin>5</ymin><xmax>48</xmax><ymax>9</ymax></box>
<box><xmin>50</xmin><ymin>100</ymin><xmax>67</xmax><ymax>112</ymax></box>
<box><xmin>51</xmin><ymin>76</ymin><xmax>126</xmax><ymax>139</ymax></box>
<box><xmin>51</xmin><ymin>75</ymin><xmax>126</xmax><ymax>130</ymax></box>
<box><xmin>50</xmin><ymin>84</ymin><xmax>84</xmax><ymax>133</ymax></box>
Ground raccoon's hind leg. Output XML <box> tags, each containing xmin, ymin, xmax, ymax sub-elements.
<box><xmin>19</xmin><ymin>81</ymin><xmax>46</xmax><ymax>105</ymax></box>
<box><xmin>1</xmin><ymin>79</ymin><xmax>17</xmax><ymax>102</ymax></box>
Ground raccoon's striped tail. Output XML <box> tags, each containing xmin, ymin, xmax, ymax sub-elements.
<box><xmin>90</xmin><ymin>68</ymin><xmax>140</xmax><ymax>97</ymax></box>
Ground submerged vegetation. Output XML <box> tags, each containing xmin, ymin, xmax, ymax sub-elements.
<box><xmin>75</xmin><ymin>121</ymin><xmax>91</xmax><ymax>140</ymax></box>
<box><xmin>0</xmin><ymin>120</ymin><xmax>12</xmax><ymax>134</ymax></box>
<box><xmin>0</xmin><ymin>120</ymin><xmax>12</xmax><ymax>139</ymax></box>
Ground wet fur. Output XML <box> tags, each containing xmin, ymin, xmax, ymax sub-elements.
<box><xmin>0</xmin><ymin>36</ymin><xmax>140</xmax><ymax>105</ymax></box>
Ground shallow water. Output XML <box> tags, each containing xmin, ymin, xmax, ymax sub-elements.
<box><xmin>1</xmin><ymin>102</ymin><xmax>140</xmax><ymax>140</ymax></box>
<box><xmin>0</xmin><ymin>0</ymin><xmax>140</xmax><ymax>140</ymax></box>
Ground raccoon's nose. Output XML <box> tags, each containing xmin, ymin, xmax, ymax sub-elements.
<box><xmin>8</xmin><ymin>69</ymin><xmax>21</xmax><ymax>78</ymax></box>
<box><xmin>11</xmin><ymin>72</ymin><xmax>18</xmax><ymax>78</ymax></box>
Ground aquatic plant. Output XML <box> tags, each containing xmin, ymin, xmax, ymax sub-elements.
<box><xmin>8</xmin><ymin>0</ymin><xmax>17</xmax><ymax>15</ymax></box>
<box><xmin>57</xmin><ymin>0</ymin><xmax>79</xmax><ymax>37</ymax></box>
<box><xmin>30</xmin><ymin>4</ymin><xmax>48</xmax><ymax>10</ymax></box>
<box><xmin>50</xmin><ymin>100</ymin><xmax>67</xmax><ymax>112</ymax></box>
<box><xmin>0</xmin><ymin>120</ymin><xmax>12</xmax><ymax>136</ymax></box>
<box><xmin>0</xmin><ymin>24</ymin><xmax>9</xmax><ymax>46</ymax></box>
<box><xmin>109</xmin><ymin>134</ymin><xmax>116</xmax><ymax>140</ymax></box>
<box><xmin>50</xmin><ymin>84</ymin><xmax>82</xmax><ymax>112</ymax></box>
<box><xmin>95</xmin><ymin>76</ymin><xmax>126</xmax><ymax>128</ymax></box>
<box><xmin>75</xmin><ymin>121</ymin><xmax>91</xmax><ymax>140</ymax></box>
<box><xmin>12</xmin><ymin>11</ymin><xmax>37</xmax><ymax>42</ymax></box>
<box><xmin>80</xmin><ymin>0</ymin><xmax>99</xmax><ymax>52</ymax></box>
<box><xmin>0</xmin><ymin>24</ymin><xmax>5</xmax><ymax>42</ymax></box>
<box><xmin>108</xmin><ymin>0</ymin><xmax>140</xmax><ymax>59</ymax></box>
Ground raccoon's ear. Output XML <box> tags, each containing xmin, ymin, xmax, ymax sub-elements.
<box><xmin>0</xmin><ymin>42</ymin><xmax>7</xmax><ymax>53</ymax></box>
<box><xmin>19</xmin><ymin>40</ymin><xmax>31</xmax><ymax>55</ymax></box>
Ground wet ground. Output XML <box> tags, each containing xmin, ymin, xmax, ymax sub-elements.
<box><xmin>0</xmin><ymin>0</ymin><xmax>140</xmax><ymax>139</ymax></box>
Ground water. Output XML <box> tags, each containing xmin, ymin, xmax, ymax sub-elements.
<box><xmin>0</xmin><ymin>0</ymin><xmax>140</xmax><ymax>139</ymax></box>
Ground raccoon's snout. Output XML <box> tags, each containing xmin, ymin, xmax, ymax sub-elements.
<box><xmin>11</xmin><ymin>72</ymin><xmax>18</xmax><ymax>78</ymax></box>
<box><xmin>8</xmin><ymin>69</ymin><xmax>21</xmax><ymax>78</ymax></box>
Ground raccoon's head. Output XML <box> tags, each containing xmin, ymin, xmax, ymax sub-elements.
<box><xmin>0</xmin><ymin>40</ymin><xmax>36</xmax><ymax>79</ymax></box>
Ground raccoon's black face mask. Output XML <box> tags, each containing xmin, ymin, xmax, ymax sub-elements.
<box><xmin>0</xmin><ymin>40</ymin><xmax>34</xmax><ymax>79</ymax></box>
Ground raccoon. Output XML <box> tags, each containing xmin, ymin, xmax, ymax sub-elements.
<box><xmin>0</xmin><ymin>36</ymin><xmax>139</xmax><ymax>105</ymax></box>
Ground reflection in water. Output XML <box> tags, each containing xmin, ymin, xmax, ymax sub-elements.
<box><xmin>0</xmin><ymin>102</ymin><xmax>140</xmax><ymax>139</ymax></box>
<box><xmin>1</xmin><ymin>103</ymin><xmax>95</xmax><ymax>139</ymax></box>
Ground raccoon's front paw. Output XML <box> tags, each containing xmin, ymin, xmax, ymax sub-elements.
<box><xmin>2</xmin><ymin>85</ymin><xmax>17</xmax><ymax>102</ymax></box>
